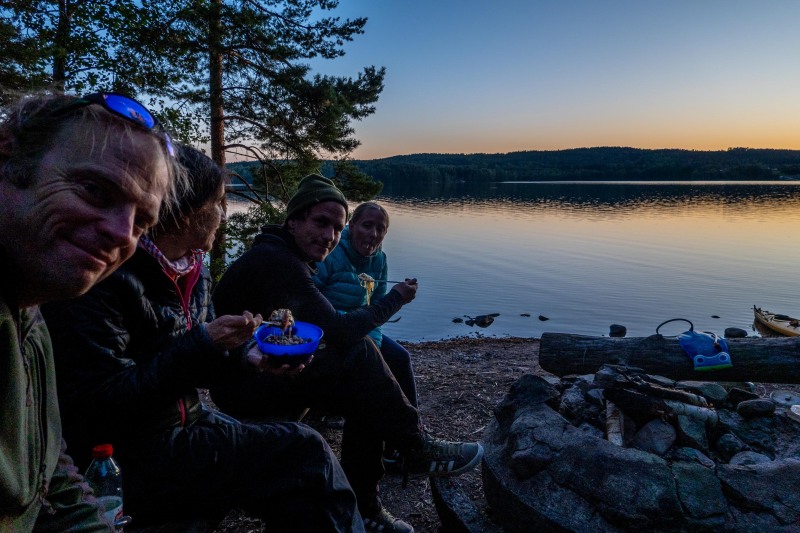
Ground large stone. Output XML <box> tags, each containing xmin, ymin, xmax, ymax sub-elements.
<box><xmin>737</xmin><ymin>398</ymin><xmax>776</xmax><ymax>418</ymax></box>
<box><xmin>717</xmin><ymin>459</ymin><xmax>800</xmax><ymax>525</ymax></box>
<box><xmin>671</xmin><ymin>447</ymin><xmax>715</xmax><ymax>468</ymax></box>
<box><xmin>715</xmin><ymin>432</ymin><xmax>747</xmax><ymax>461</ymax></box>
<box><xmin>631</xmin><ymin>419</ymin><xmax>676</xmax><ymax>456</ymax></box>
<box><xmin>507</xmin><ymin>411</ymin><xmax>561</xmax><ymax>479</ymax></box>
<box><xmin>558</xmin><ymin>384</ymin><xmax>588</xmax><ymax>420</ymax></box>
<box><xmin>676</xmin><ymin>381</ymin><xmax>728</xmax><ymax>405</ymax></box>
<box><xmin>724</xmin><ymin>327</ymin><xmax>748</xmax><ymax>338</ymax></box>
<box><xmin>717</xmin><ymin>410</ymin><xmax>776</xmax><ymax>456</ymax></box>
<box><xmin>675</xmin><ymin>414</ymin><xmax>708</xmax><ymax>453</ymax></box>
<box><xmin>493</xmin><ymin>374</ymin><xmax>559</xmax><ymax>425</ymax></box>
<box><xmin>548</xmin><ymin>441</ymin><xmax>683</xmax><ymax>530</ymax></box>
<box><xmin>483</xmin><ymin>402</ymin><xmax>624</xmax><ymax>532</ymax></box>
<box><xmin>726</xmin><ymin>387</ymin><xmax>759</xmax><ymax>407</ymax></box>
<box><xmin>430</xmin><ymin>478</ymin><xmax>502</xmax><ymax>533</ymax></box>
<box><xmin>671</xmin><ymin>461</ymin><xmax>727</xmax><ymax>521</ymax></box>
<box><xmin>729</xmin><ymin>451</ymin><xmax>772</xmax><ymax>466</ymax></box>
<box><xmin>609</xmin><ymin>324</ymin><xmax>627</xmax><ymax>337</ymax></box>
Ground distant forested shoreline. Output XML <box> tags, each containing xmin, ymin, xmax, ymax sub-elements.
<box><xmin>348</xmin><ymin>147</ymin><xmax>800</xmax><ymax>186</ymax></box>
<box><xmin>229</xmin><ymin>147</ymin><xmax>800</xmax><ymax>196</ymax></box>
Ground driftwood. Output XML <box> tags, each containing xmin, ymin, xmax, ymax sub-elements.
<box><xmin>540</xmin><ymin>333</ymin><xmax>800</xmax><ymax>383</ymax></box>
<box><xmin>613</xmin><ymin>371</ymin><xmax>709</xmax><ymax>406</ymax></box>
<box><xmin>605</xmin><ymin>402</ymin><xmax>624</xmax><ymax>445</ymax></box>
<box><xmin>603</xmin><ymin>387</ymin><xmax>719</xmax><ymax>425</ymax></box>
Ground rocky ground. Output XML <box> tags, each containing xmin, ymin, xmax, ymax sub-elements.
<box><xmin>213</xmin><ymin>336</ymin><xmax>541</xmax><ymax>532</ymax></box>
<box><xmin>206</xmin><ymin>332</ymin><xmax>800</xmax><ymax>532</ymax></box>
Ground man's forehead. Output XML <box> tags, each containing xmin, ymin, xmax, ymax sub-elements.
<box><xmin>309</xmin><ymin>201</ymin><xmax>347</xmax><ymax>221</ymax></box>
<box><xmin>56</xmin><ymin>120</ymin><xmax>164</xmax><ymax>172</ymax></box>
<box><xmin>45</xmin><ymin>120</ymin><xmax>169</xmax><ymax>204</ymax></box>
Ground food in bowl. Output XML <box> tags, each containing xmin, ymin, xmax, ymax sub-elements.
<box><xmin>261</xmin><ymin>332</ymin><xmax>309</xmax><ymax>345</ymax></box>
<box><xmin>253</xmin><ymin>319</ymin><xmax>324</xmax><ymax>368</ymax></box>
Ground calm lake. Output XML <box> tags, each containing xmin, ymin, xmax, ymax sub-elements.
<box><xmin>229</xmin><ymin>180</ymin><xmax>800</xmax><ymax>342</ymax></box>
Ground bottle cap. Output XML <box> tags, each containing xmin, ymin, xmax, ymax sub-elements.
<box><xmin>91</xmin><ymin>443</ymin><xmax>114</xmax><ymax>459</ymax></box>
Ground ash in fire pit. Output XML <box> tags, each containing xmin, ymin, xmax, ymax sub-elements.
<box><xmin>482</xmin><ymin>367</ymin><xmax>800</xmax><ymax>532</ymax></box>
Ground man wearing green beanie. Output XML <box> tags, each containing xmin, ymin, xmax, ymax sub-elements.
<box><xmin>285</xmin><ymin>174</ymin><xmax>349</xmax><ymax>221</ymax></box>
<box><xmin>212</xmin><ymin>175</ymin><xmax>484</xmax><ymax>533</ymax></box>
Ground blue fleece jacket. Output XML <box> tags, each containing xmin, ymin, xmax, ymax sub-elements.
<box><xmin>313</xmin><ymin>227</ymin><xmax>388</xmax><ymax>346</ymax></box>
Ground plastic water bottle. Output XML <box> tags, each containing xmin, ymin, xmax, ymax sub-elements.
<box><xmin>84</xmin><ymin>443</ymin><xmax>126</xmax><ymax>530</ymax></box>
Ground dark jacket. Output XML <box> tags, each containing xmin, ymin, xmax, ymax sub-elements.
<box><xmin>213</xmin><ymin>225</ymin><xmax>404</xmax><ymax>350</ymax></box>
<box><xmin>41</xmin><ymin>248</ymin><xmax>228</xmax><ymax>469</ymax></box>
<box><xmin>0</xmin><ymin>251</ymin><xmax>111</xmax><ymax>532</ymax></box>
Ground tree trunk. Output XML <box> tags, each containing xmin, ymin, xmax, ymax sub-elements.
<box><xmin>53</xmin><ymin>0</ymin><xmax>70</xmax><ymax>91</ymax></box>
<box><xmin>539</xmin><ymin>332</ymin><xmax>800</xmax><ymax>383</ymax></box>
<box><xmin>208</xmin><ymin>0</ymin><xmax>226</xmax><ymax>282</ymax></box>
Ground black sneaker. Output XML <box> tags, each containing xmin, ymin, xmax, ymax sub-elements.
<box><xmin>363</xmin><ymin>508</ymin><xmax>414</xmax><ymax>533</ymax></box>
<box><xmin>404</xmin><ymin>435</ymin><xmax>484</xmax><ymax>479</ymax></box>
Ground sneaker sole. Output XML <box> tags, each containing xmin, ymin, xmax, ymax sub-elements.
<box><xmin>408</xmin><ymin>443</ymin><xmax>484</xmax><ymax>479</ymax></box>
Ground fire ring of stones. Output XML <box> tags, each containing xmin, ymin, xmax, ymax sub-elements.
<box><xmin>481</xmin><ymin>367</ymin><xmax>800</xmax><ymax>532</ymax></box>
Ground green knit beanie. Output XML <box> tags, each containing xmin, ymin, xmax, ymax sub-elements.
<box><xmin>285</xmin><ymin>174</ymin><xmax>349</xmax><ymax>220</ymax></box>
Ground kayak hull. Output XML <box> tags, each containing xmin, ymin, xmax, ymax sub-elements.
<box><xmin>753</xmin><ymin>305</ymin><xmax>800</xmax><ymax>337</ymax></box>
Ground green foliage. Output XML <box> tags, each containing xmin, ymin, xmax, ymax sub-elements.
<box><xmin>329</xmin><ymin>159</ymin><xmax>382</xmax><ymax>201</ymax></box>
<box><xmin>223</xmin><ymin>200</ymin><xmax>284</xmax><ymax>268</ymax></box>
<box><xmin>1</xmin><ymin>0</ymin><xmax>387</xmax><ymax>273</ymax></box>
<box><xmin>0</xmin><ymin>16</ymin><xmax>47</xmax><ymax>99</ymax></box>
<box><xmin>0</xmin><ymin>0</ymin><xmax>386</xmax><ymax>172</ymax></box>
<box><xmin>112</xmin><ymin>0</ymin><xmax>386</xmax><ymax>160</ymax></box>
<box><xmin>0</xmin><ymin>1</ymin><xmax>150</xmax><ymax>100</ymax></box>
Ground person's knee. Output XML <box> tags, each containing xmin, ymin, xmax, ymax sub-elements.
<box><xmin>340</xmin><ymin>338</ymin><xmax>383</xmax><ymax>369</ymax></box>
<box><xmin>381</xmin><ymin>337</ymin><xmax>411</xmax><ymax>363</ymax></box>
<box><xmin>293</xmin><ymin>423</ymin><xmax>337</xmax><ymax>461</ymax></box>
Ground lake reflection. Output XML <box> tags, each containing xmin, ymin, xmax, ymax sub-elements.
<box><xmin>230</xmin><ymin>181</ymin><xmax>800</xmax><ymax>342</ymax></box>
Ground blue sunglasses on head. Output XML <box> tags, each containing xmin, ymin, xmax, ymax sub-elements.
<box><xmin>64</xmin><ymin>92</ymin><xmax>175</xmax><ymax>158</ymax></box>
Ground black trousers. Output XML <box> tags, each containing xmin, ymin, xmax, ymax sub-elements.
<box><xmin>211</xmin><ymin>338</ymin><xmax>423</xmax><ymax>516</ymax></box>
<box><xmin>380</xmin><ymin>335</ymin><xmax>418</xmax><ymax>409</ymax></box>
<box><xmin>123</xmin><ymin>408</ymin><xmax>363</xmax><ymax>532</ymax></box>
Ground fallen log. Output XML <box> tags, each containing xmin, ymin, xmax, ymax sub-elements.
<box><xmin>539</xmin><ymin>333</ymin><xmax>800</xmax><ymax>383</ymax></box>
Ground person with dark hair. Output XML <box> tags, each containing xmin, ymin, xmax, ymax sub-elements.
<box><xmin>313</xmin><ymin>201</ymin><xmax>419</xmax><ymax>468</ymax></box>
<box><xmin>211</xmin><ymin>174</ymin><xmax>483</xmax><ymax>533</ymax></box>
<box><xmin>42</xmin><ymin>150</ymin><xmax>362</xmax><ymax>531</ymax></box>
<box><xmin>0</xmin><ymin>92</ymin><xmax>175</xmax><ymax>532</ymax></box>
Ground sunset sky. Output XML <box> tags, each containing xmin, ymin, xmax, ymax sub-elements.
<box><xmin>315</xmin><ymin>1</ymin><xmax>800</xmax><ymax>160</ymax></box>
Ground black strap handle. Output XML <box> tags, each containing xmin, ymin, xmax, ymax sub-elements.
<box><xmin>655</xmin><ymin>318</ymin><xmax>694</xmax><ymax>336</ymax></box>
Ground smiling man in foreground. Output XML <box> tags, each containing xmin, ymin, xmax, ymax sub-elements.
<box><xmin>0</xmin><ymin>92</ymin><xmax>175</xmax><ymax>532</ymax></box>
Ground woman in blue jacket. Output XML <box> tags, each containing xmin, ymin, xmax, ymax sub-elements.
<box><xmin>313</xmin><ymin>202</ymin><xmax>419</xmax><ymax>465</ymax></box>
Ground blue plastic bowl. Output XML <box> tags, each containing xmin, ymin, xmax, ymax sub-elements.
<box><xmin>253</xmin><ymin>321</ymin><xmax>323</xmax><ymax>367</ymax></box>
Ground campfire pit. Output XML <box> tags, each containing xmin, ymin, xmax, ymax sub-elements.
<box><xmin>482</xmin><ymin>366</ymin><xmax>800</xmax><ymax>532</ymax></box>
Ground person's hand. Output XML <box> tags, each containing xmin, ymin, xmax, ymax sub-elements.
<box><xmin>245</xmin><ymin>344</ymin><xmax>311</xmax><ymax>376</ymax></box>
<box><xmin>206</xmin><ymin>311</ymin><xmax>262</xmax><ymax>349</ymax></box>
<box><xmin>391</xmin><ymin>277</ymin><xmax>418</xmax><ymax>304</ymax></box>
